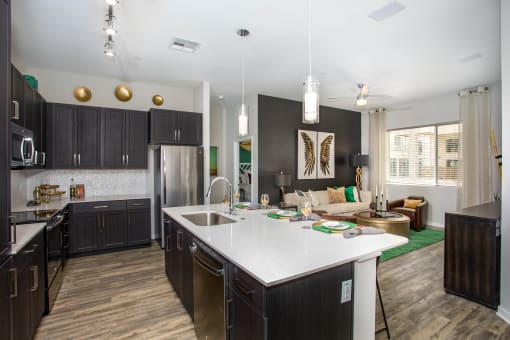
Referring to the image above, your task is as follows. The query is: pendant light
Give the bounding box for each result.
[105,0,119,5]
[237,29,250,137]
[302,0,319,124]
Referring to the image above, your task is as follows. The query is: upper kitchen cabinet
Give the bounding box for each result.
[102,109,148,169]
[149,109,202,145]
[10,65,24,124]
[47,103,101,169]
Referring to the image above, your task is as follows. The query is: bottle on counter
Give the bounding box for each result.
[70,178,76,200]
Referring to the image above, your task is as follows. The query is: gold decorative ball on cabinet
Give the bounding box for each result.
[114,84,133,102]
[73,86,92,102]
[152,95,164,106]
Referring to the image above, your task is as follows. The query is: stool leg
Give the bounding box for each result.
[377,277,391,339]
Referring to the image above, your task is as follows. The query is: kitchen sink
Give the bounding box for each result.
[182,212,236,226]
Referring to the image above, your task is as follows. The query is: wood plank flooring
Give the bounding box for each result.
[34,241,510,340]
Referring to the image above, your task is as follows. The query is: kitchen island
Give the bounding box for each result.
[162,204,407,340]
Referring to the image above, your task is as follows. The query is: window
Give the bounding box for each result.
[387,123,460,185]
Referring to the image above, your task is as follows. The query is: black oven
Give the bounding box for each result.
[46,211,66,313]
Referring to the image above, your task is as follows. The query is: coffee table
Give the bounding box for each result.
[353,211,410,237]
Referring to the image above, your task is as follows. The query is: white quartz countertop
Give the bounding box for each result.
[162,204,408,287]
[11,194,150,213]
[9,223,46,255]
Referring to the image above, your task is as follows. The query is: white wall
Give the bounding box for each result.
[23,66,196,112]
[498,0,510,325]
[209,100,227,203]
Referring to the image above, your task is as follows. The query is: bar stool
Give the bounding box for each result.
[376,257,390,339]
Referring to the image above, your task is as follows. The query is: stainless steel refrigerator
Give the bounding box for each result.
[154,146,204,248]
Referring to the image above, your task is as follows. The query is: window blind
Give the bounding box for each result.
[387,123,459,185]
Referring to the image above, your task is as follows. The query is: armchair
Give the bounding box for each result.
[387,196,428,231]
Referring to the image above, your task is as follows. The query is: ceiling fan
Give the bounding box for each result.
[328,83,390,107]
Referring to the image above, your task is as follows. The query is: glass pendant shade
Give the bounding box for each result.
[238,104,249,136]
[104,37,116,57]
[356,95,367,106]
[104,17,117,35]
[302,75,319,124]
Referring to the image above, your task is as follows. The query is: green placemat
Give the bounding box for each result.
[380,227,444,262]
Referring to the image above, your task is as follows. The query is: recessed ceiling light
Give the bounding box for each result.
[170,38,200,53]
[218,95,224,100]
[458,53,483,63]
[368,1,406,22]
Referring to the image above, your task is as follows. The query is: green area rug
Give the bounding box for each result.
[380,227,444,262]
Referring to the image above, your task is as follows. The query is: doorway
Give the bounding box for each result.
[234,138,253,202]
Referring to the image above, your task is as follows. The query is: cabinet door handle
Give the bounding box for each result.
[174,129,177,140]
[233,278,255,296]
[178,129,181,141]
[126,154,129,166]
[9,268,17,298]
[94,205,109,209]
[78,153,81,166]
[8,216,16,244]
[226,298,233,330]
[166,236,171,252]
[122,154,125,165]
[177,230,183,250]
[29,266,38,291]
[11,100,20,120]
[73,153,77,166]
[128,215,131,225]
[42,152,46,166]
[131,203,144,206]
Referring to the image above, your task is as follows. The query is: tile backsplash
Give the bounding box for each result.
[12,169,149,202]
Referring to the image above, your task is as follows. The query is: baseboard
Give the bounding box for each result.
[497,306,510,325]
[426,222,444,230]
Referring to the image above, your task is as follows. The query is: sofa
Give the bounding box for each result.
[283,189,372,215]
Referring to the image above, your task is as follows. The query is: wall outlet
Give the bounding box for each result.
[341,279,352,303]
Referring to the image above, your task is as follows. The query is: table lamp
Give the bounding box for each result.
[351,154,369,190]
[273,172,291,203]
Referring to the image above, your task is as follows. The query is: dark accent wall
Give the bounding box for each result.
[258,95,361,203]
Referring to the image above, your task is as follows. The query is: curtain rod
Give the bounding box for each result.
[458,85,489,96]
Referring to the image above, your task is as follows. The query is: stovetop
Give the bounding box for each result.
[11,209,58,225]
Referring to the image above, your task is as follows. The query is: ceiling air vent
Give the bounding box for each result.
[368,1,406,22]
[170,38,200,53]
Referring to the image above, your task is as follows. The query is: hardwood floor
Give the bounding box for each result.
[34,241,510,340]
[376,241,510,340]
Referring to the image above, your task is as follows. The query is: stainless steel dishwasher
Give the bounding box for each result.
[190,240,228,340]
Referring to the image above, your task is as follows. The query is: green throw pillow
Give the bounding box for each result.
[345,186,356,202]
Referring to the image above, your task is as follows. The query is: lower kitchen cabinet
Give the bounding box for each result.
[11,230,46,340]
[70,199,151,255]
[163,215,193,318]
[0,258,12,340]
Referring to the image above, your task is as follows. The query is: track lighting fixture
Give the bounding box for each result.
[104,6,117,35]
[105,0,119,5]
[104,35,116,57]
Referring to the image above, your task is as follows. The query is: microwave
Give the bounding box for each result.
[11,122,35,167]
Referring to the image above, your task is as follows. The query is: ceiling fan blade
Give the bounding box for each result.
[361,85,369,96]
[367,94,391,99]
[327,96,356,100]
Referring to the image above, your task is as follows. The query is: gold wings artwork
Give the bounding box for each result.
[300,132,315,176]
[320,135,333,175]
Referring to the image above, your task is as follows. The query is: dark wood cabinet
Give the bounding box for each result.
[163,215,194,318]
[102,109,148,169]
[70,199,151,255]
[22,80,33,131]
[70,212,101,254]
[10,65,24,124]
[0,0,11,261]
[11,230,46,340]
[230,289,267,340]
[444,201,501,309]
[127,199,151,245]
[150,109,202,145]
[0,258,12,340]
[102,210,127,249]
[47,103,101,169]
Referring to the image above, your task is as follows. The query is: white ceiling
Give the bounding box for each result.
[11,0,501,110]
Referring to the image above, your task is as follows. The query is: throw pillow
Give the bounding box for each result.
[327,187,347,203]
[308,190,320,207]
[353,187,361,202]
[404,198,422,209]
[345,186,356,202]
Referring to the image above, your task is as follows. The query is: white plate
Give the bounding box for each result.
[322,221,350,230]
[276,210,297,217]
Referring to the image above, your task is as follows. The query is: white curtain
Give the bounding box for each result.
[368,108,387,200]
[457,87,492,209]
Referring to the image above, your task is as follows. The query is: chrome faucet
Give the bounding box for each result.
[206,177,235,215]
